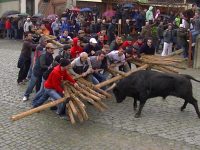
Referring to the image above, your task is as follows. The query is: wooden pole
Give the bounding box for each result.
[77,81,106,99]
[77,82,102,101]
[69,100,78,116]
[77,78,112,98]
[95,64,149,88]
[11,97,67,121]
[107,68,126,77]
[67,104,76,124]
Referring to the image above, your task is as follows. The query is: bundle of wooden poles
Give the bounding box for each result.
[63,78,111,124]
[129,52,186,74]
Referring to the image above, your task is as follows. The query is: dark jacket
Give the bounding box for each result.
[157,25,164,39]
[110,40,122,51]
[163,29,174,43]
[139,44,155,55]
[20,39,37,60]
[83,43,101,56]
[124,23,131,35]
[33,51,53,77]
[177,28,188,47]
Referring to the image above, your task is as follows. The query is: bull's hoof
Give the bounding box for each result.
[133,107,137,111]
[134,113,141,118]
[180,107,185,111]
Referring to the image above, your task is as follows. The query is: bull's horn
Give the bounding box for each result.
[105,83,117,92]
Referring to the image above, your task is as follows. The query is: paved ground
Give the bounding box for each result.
[1,39,200,150]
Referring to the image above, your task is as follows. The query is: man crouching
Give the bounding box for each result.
[32,58,79,116]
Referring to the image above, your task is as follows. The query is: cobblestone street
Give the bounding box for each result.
[1,39,200,150]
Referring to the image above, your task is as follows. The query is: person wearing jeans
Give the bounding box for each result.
[89,51,108,87]
[161,24,174,56]
[17,33,37,84]
[22,43,55,101]
[32,58,79,116]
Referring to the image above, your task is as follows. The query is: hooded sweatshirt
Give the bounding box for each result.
[146,6,154,21]
[44,65,76,93]
[70,37,83,59]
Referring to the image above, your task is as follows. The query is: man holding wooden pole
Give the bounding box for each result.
[32,58,79,116]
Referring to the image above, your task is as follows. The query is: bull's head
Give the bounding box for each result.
[106,83,126,103]
[113,86,126,103]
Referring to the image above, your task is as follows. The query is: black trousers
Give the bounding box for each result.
[17,59,31,83]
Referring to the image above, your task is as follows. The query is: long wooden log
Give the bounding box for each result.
[107,68,126,77]
[70,84,95,103]
[65,84,88,122]
[141,59,177,66]
[152,65,175,74]
[95,64,149,89]
[71,92,86,109]
[70,85,105,111]
[92,101,106,112]
[77,81,106,100]
[73,105,84,123]
[67,82,105,111]
[141,55,185,64]
[67,104,76,124]
[44,35,64,48]
[159,65,179,73]
[77,78,112,98]
[77,82,102,101]
[69,100,78,116]
[11,97,67,121]
[72,98,88,121]
[97,100,109,110]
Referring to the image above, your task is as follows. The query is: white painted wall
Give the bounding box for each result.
[0,1,20,17]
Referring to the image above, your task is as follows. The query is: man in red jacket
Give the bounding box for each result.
[5,18,11,39]
[70,37,83,59]
[32,58,79,115]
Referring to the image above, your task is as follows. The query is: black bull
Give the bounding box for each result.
[113,70,200,118]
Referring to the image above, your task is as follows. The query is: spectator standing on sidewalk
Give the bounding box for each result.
[51,18,60,37]
[161,24,174,56]
[17,33,37,84]
[5,18,11,39]
[23,18,32,35]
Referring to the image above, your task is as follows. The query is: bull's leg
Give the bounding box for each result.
[181,101,188,111]
[135,101,146,118]
[133,99,137,111]
[189,97,200,118]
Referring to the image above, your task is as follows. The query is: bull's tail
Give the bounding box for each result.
[181,74,200,83]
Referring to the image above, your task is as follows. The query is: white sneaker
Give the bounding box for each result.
[192,43,195,47]
[22,96,28,102]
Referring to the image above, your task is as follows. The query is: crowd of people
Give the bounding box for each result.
[1,3,199,117]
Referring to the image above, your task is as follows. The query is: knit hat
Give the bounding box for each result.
[60,58,71,67]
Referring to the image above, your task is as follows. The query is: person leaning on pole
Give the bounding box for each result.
[32,58,79,116]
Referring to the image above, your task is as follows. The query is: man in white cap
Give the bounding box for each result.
[83,37,101,56]
[24,18,33,33]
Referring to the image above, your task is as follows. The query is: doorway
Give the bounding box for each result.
[26,0,35,15]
